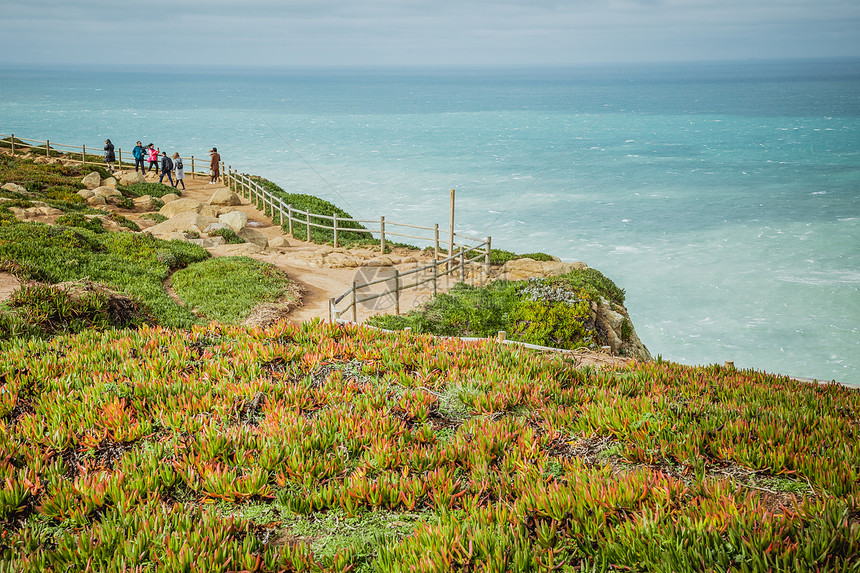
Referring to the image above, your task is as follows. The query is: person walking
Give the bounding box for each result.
[147,144,160,174]
[209,147,221,184]
[132,141,146,173]
[103,139,115,172]
[172,152,186,191]
[159,152,174,187]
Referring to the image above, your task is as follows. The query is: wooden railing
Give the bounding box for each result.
[2,133,493,321]
[0,133,213,179]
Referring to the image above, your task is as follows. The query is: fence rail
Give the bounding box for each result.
[2,133,493,322]
[0,133,212,180]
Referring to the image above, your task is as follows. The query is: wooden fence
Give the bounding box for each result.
[2,133,493,320]
[0,133,212,180]
[221,168,492,322]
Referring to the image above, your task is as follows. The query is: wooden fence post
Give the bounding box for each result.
[485,236,492,276]
[191,156,195,178]
[306,210,312,242]
[46,139,50,158]
[394,269,401,315]
[459,246,465,283]
[9,134,13,155]
[432,262,438,297]
[380,216,386,254]
[118,148,122,167]
[288,205,294,236]
[82,145,86,165]
[333,214,339,248]
[434,223,440,261]
[351,281,358,323]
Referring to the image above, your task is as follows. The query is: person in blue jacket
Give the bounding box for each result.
[132,141,146,173]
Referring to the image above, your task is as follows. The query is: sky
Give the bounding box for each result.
[3,0,860,67]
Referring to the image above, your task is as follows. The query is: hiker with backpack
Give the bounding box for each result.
[159,152,174,187]
[172,152,186,191]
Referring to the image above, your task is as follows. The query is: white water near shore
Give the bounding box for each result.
[2,61,858,384]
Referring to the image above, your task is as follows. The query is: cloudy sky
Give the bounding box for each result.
[4,0,859,67]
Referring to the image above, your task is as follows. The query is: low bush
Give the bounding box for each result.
[209,227,245,244]
[118,181,178,199]
[170,256,296,323]
[489,248,555,265]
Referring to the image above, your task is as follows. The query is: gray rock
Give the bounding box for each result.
[146,211,220,236]
[1,183,27,194]
[81,172,101,189]
[208,188,242,206]
[219,210,248,232]
[238,227,269,248]
[160,193,180,204]
[159,198,204,218]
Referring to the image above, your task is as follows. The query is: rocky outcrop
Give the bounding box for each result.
[593,298,652,362]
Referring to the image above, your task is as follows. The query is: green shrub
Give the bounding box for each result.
[5,282,150,337]
[118,181,177,199]
[107,212,140,231]
[489,249,554,265]
[141,213,168,224]
[210,227,245,244]
[170,256,296,323]
[251,177,373,246]
[56,213,106,234]
[546,267,626,305]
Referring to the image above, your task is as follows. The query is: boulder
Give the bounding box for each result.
[594,298,652,362]
[1,183,27,194]
[81,172,101,189]
[199,204,220,218]
[219,210,248,232]
[326,252,359,268]
[159,198,204,218]
[87,195,107,206]
[203,222,232,234]
[160,193,180,204]
[268,235,290,248]
[208,188,242,206]
[92,186,122,199]
[103,177,118,188]
[238,227,269,249]
[132,195,161,211]
[120,172,146,186]
[215,243,264,256]
[146,211,220,236]
[363,256,394,267]
[77,189,95,200]
[502,258,588,281]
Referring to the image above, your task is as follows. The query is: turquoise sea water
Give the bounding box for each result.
[1,60,858,384]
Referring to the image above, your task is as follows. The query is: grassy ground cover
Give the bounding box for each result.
[367,269,625,350]
[170,257,297,324]
[0,320,857,571]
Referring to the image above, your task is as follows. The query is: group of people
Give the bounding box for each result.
[103,139,222,190]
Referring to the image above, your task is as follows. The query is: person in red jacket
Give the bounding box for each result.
[147,144,160,174]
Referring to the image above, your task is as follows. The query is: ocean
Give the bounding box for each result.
[1,60,858,384]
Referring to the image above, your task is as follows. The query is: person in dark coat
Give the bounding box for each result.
[159,152,174,186]
[104,139,116,172]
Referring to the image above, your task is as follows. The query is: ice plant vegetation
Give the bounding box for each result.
[0,320,858,571]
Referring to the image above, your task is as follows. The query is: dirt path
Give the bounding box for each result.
[135,171,440,324]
